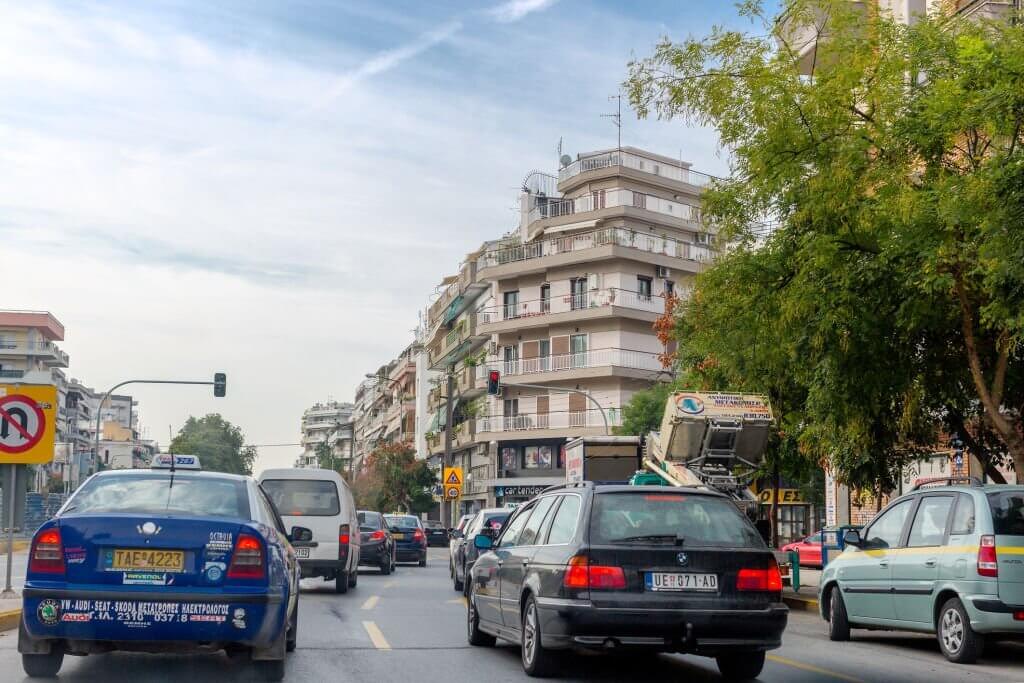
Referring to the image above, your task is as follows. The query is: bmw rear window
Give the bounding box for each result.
[988,492,1024,536]
[591,492,765,548]
[262,479,340,516]
[358,511,383,531]
[68,474,248,519]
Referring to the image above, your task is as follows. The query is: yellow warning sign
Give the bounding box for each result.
[442,467,463,500]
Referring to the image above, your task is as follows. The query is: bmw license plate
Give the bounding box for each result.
[294,547,310,559]
[645,572,717,592]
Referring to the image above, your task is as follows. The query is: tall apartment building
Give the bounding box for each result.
[297,401,354,469]
[351,342,421,473]
[423,147,715,519]
[0,310,69,386]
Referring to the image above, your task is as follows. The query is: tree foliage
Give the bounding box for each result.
[169,414,256,475]
[626,0,1024,487]
[615,382,675,437]
[353,442,436,514]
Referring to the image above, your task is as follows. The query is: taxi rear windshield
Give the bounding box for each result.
[68,474,248,519]
[591,492,765,548]
[385,515,420,529]
[988,492,1024,536]
[262,479,340,516]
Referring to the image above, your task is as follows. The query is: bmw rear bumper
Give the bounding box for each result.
[359,541,389,566]
[535,598,788,655]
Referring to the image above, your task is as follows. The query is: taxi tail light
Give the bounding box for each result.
[737,563,783,592]
[978,535,998,578]
[370,530,386,542]
[413,528,425,545]
[562,555,626,590]
[227,533,265,579]
[30,528,65,575]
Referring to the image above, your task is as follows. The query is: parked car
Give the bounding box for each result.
[449,514,476,577]
[468,483,788,679]
[424,519,449,547]
[781,531,824,567]
[357,511,396,575]
[384,514,427,566]
[259,468,360,593]
[819,478,1024,663]
[19,456,302,681]
[453,508,510,595]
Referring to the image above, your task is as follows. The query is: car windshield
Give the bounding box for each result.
[988,492,1024,536]
[478,513,509,533]
[68,474,248,519]
[591,492,765,548]
[261,479,340,516]
[358,511,383,531]
[385,515,420,528]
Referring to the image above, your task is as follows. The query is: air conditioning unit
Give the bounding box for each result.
[656,266,671,279]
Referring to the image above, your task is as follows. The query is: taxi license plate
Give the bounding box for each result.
[645,572,717,592]
[107,549,185,572]
[392,533,405,540]
[295,547,310,559]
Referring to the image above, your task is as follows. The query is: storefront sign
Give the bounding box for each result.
[494,485,547,498]
[565,442,584,483]
[756,488,806,505]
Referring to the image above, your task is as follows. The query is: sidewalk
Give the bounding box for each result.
[783,566,821,613]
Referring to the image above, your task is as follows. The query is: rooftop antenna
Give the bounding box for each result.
[602,93,622,151]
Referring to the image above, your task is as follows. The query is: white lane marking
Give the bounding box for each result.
[363,621,391,650]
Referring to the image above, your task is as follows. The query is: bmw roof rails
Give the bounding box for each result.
[909,476,984,492]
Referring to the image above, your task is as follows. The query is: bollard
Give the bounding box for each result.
[788,550,800,592]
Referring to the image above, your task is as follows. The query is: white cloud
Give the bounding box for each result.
[486,0,558,23]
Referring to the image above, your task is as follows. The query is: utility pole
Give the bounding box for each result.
[442,366,455,528]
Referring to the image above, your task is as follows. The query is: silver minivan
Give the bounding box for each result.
[819,478,1024,662]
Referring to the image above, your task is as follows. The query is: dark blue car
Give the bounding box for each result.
[384,514,427,566]
[18,456,303,681]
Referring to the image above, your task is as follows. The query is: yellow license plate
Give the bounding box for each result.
[109,549,185,572]
[392,533,405,540]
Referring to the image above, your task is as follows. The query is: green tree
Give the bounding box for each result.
[169,414,255,475]
[357,442,436,514]
[626,0,1024,485]
[615,382,675,437]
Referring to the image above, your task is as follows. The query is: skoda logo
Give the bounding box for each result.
[138,522,160,536]
[676,552,688,566]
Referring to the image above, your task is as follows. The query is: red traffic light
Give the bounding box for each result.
[487,370,501,395]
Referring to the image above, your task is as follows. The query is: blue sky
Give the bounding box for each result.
[1,0,780,469]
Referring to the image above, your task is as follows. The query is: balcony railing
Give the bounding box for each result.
[476,408,622,434]
[478,288,665,325]
[478,348,662,378]
[558,150,715,187]
[0,369,25,378]
[477,226,713,271]
[528,188,702,227]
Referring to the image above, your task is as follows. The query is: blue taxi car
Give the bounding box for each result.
[19,455,305,681]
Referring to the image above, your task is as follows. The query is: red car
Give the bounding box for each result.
[780,531,823,567]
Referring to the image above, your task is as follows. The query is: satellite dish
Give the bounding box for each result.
[560,154,573,168]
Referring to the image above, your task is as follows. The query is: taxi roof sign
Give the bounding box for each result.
[151,454,201,470]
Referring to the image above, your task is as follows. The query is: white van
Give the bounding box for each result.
[259,468,360,593]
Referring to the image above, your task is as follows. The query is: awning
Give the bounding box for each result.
[540,219,599,236]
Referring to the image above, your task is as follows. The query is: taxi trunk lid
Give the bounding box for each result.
[58,514,250,588]
[988,490,1024,605]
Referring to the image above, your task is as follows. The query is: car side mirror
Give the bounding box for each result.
[290,526,313,544]
[474,534,493,550]
[843,529,862,547]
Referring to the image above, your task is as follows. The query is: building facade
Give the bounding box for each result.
[296,401,354,469]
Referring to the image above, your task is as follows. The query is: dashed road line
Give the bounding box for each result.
[361,595,379,610]
[362,621,391,651]
[766,654,865,683]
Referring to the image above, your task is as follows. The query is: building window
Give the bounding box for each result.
[503,345,519,374]
[570,278,587,310]
[503,290,519,320]
[501,446,519,471]
[539,339,551,371]
[540,284,551,313]
[664,280,674,297]
[524,445,553,469]
[637,276,653,301]
[570,334,587,368]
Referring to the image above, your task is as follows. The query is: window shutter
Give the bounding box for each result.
[551,335,570,355]
[568,393,586,412]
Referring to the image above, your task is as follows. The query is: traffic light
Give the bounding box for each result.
[487,370,501,396]
[213,372,227,397]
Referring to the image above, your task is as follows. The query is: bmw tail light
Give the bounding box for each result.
[30,528,65,575]
[737,564,783,592]
[413,528,425,545]
[370,530,386,542]
[564,555,589,589]
[227,533,265,579]
[562,555,625,590]
[978,535,998,578]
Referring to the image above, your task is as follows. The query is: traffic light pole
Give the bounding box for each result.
[442,367,455,527]
[93,377,224,470]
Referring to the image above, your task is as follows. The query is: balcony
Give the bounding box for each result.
[478,288,666,333]
[558,149,715,189]
[953,0,1013,20]
[527,188,703,237]
[477,227,713,275]
[0,341,70,367]
[0,369,24,379]
[429,313,486,370]
[427,420,477,454]
[478,348,663,382]
[476,409,622,437]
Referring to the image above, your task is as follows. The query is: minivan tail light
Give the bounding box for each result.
[227,533,265,579]
[339,524,351,563]
[978,535,998,578]
[737,565,783,592]
[30,528,65,575]
[562,555,626,590]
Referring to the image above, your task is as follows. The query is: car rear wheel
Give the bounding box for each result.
[256,659,285,682]
[938,597,984,663]
[467,584,496,647]
[380,554,392,575]
[828,585,851,642]
[521,596,559,678]
[335,571,349,594]
[22,651,64,678]
[716,651,765,681]
[419,554,427,567]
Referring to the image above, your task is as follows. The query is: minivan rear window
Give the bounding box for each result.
[988,492,1024,536]
[262,479,340,516]
[68,474,248,519]
[591,492,765,548]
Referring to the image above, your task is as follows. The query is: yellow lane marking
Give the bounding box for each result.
[767,654,864,683]
[361,596,379,610]
[362,621,391,650]
[383,581,396,588]
[446,598,468,606]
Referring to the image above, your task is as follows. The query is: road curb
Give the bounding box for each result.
[783,593,819,612]
[0,609,22,632]
[0,540,29,553]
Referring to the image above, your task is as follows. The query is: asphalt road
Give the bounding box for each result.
[1,547,1024,682]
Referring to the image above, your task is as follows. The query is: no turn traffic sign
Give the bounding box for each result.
[0,385,57,464]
